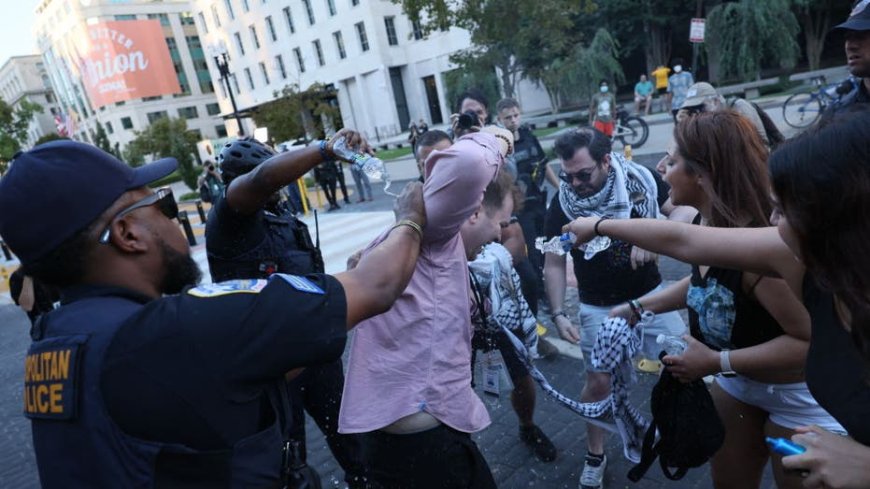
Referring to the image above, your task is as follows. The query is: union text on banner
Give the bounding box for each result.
[78,20,180,109]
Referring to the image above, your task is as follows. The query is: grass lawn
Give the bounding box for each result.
[376,146,413,161]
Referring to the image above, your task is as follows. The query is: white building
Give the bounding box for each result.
[0,55,62,149]
[34,0,225,151]
[191,0,550,143]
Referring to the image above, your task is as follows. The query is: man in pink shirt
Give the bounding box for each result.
[339,127,511,488]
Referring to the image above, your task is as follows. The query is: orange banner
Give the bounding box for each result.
[78,20,180,109]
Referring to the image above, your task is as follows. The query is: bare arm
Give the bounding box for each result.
[544,251,579,343]
[334,182,425,330]
[564,217,804,287]
[610,276,690,322]
[500,221,527,263]
[227,128,370,215]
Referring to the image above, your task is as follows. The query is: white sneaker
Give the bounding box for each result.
[579,454,607,489]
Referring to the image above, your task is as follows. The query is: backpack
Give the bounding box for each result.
[199,182,212,203]
[728,98,785,149]
[627,355,725,482]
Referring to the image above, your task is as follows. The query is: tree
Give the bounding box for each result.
[34,133,67,146]
[93,121,113,155]
[706,0,800,81]
[125,117,200,190]
[0,98,43,171]
[442,61,501,115]
[792,0,851,71]
[252,82,341,143]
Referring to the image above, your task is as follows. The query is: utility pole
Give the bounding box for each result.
[213,52,245,136]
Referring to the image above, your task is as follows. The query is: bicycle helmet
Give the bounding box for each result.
[217,137,276,182]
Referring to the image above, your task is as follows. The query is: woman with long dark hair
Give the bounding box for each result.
[611,111,841,489]
[565,108,870,489]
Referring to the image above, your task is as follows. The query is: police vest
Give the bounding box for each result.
[209,205,324,282]
[26,287,285,488]
[513,128,547,203]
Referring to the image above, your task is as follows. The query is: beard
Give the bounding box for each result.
[159,239,202,294]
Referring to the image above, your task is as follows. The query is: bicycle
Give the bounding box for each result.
[611,107,649,148]
[782,76,854,128]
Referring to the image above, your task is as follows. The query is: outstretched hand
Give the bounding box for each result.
[562,216,602,247]
[326,128,374,159]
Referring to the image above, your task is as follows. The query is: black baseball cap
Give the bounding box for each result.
[0,140,177,265]
[833,0,870,32]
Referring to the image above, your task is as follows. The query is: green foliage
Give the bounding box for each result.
[0,98,43,171]
[148,170,183,189]
[376,146,413,161]
[706,0,800,81]
[34,133,67,146]
[442,65,501,115]
[252,82,341,142]
[125,117,200,190]
[791,0,851,71]
[93,121,113,156]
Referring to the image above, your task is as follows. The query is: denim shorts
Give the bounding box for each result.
[578,285,686,372]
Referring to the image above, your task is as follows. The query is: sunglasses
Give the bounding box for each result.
[559,168,597,184]
[98,188,179,244]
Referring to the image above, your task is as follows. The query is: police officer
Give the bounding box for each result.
[0,139,425,488]
[205,134,363,486]
[823,1,870,119]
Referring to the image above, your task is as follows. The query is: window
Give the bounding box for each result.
[224,0,235,20]
[178,106,199,119]
[197,12,208,33]
[216,125,228,138]
[276,55,287,79]
[333,31,346,59]
[180,12,195,25]
[189,128,202,139]
[293,47,305,73]
[241,0,250,12]
[411,19,423,40]
[259,62,270,85]
[230,73,240,94]
[244,67,255,90]
[147,111,169,124]
[384,16,398,46]
[312,40,324,66]
[115,14,136,21]
[234,32,245,56]
[265,16,277,41]
[249,25,260,49]
[355,22,369,52]
[326,0,336,16]
[143,95,162,102]
[147,13,170,26]
[302,0,315,25]
[105,121,114,134]
[206,103,221,116]
[115,101,126,107]
[351,0,359,5]
[211,5,221,27]
[283,7,295,34]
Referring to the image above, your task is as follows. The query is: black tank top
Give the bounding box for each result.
[803,275,870,444]
[686,217,783,350]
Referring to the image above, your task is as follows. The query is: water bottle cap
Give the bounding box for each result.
[656,334,667,344]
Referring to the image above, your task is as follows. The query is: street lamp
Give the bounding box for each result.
[213,52,245,136]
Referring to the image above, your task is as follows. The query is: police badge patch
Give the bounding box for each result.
[187,279,269,297]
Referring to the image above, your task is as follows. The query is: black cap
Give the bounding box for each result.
[834,0,870,32]
[0,140,177,265]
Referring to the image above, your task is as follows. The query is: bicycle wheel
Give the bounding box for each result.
[617,116,649,148]
[782,92,823,128]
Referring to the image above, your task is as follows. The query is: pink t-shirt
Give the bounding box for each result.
[338,132,503,434]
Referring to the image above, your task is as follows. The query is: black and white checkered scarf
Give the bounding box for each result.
[558,152,660,220]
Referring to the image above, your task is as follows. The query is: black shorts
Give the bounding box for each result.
[656,87,667,96]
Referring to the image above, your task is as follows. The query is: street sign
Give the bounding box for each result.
[690,18,705,43]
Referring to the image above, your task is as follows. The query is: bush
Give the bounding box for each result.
[148,170,183,189]
[179,191,200,202]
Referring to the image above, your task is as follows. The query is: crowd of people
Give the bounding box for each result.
[2,3,870,489]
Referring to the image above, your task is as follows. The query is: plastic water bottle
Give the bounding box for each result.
[535,232,577,255]
[534,232,611,260]
[765,437,806,456]
[330,136,397,196]
[656,334,687,355]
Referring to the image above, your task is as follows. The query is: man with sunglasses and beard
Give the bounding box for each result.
[0,140,426,488]
[543,128,685,489]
